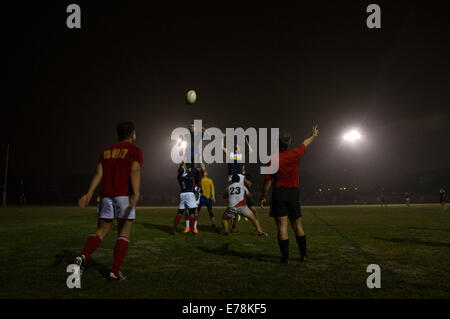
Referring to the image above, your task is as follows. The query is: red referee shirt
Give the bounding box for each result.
[98,141,143,198]
[264,143,306,188]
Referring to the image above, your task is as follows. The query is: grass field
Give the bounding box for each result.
[0,204,449,299]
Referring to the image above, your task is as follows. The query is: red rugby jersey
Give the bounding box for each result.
[264,143,306,189]
[98,141,143,198]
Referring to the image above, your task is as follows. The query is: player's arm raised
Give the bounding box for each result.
[128,161,141,208]
[221,131,230,155]
[202,127,210,139]
[302,124,319,148]
[78,163,103,208]
[211,180,216,203]
[245,136,253,155]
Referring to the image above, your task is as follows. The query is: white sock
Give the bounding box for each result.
[186,219,190,228]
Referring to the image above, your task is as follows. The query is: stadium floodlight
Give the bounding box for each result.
[342,129,362,143]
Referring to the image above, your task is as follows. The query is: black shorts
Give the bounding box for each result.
[270,187,302,219]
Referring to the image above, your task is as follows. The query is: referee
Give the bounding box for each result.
[260,125,318,263]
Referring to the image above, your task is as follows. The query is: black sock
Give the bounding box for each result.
[278,239,289,261]
[295,235,307,259]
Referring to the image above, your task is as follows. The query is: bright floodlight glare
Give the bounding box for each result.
[343,130,362,143]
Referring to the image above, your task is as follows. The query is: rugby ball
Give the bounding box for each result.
[186,90,197,104]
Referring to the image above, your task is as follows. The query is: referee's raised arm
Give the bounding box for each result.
[302,125,319,148]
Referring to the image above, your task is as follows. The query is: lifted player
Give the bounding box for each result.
[171,163,200,234]
[222,132,252,182]
[180,122,206,180]
[76,121,143,280]
[222,174,267,236]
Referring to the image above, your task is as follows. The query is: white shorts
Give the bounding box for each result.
[196,193,201,206]
[224,205,252,219]
[99,196,136,220]
[179,192,197,210]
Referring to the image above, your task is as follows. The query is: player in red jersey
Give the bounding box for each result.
[75,122,143,280]
[260,125,318,263]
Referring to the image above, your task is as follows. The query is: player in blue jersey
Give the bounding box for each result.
[171,163,200,234]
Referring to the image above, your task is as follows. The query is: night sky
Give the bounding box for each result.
[3,1,450,203]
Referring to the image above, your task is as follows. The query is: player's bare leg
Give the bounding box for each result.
[110,218,133,280]
[276,216,289,241]
[290,216,305,237]
[275,216,289,263]
[231,217,237,232]
[290,216,307,261]
[222,214,231,235]
[246,212,267,236]
[193,154,205,183]
[95,218,113,238]
[117,218,133,237]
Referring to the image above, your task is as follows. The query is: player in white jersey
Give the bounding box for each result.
[229,173,245,230]
[222,174,268,236]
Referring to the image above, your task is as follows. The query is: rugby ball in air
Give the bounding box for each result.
[186,90,197,104]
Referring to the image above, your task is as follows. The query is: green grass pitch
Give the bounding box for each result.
[0,204,449,299]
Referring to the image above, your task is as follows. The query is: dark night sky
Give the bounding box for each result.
[3,1,450,201]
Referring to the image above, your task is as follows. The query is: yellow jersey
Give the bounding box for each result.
[201,177,215,199]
